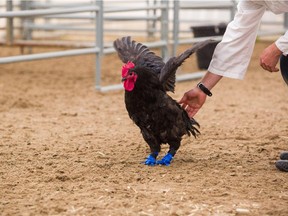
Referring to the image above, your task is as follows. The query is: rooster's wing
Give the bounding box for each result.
[113,36,165,75]
[159,40,214,92]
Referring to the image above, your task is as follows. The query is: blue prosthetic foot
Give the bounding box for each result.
[143,152,158,166]
[156,153,173,166]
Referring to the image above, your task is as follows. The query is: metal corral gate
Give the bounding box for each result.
[2,1,286,91]
[0,0,236,92]
[0,0,170,92]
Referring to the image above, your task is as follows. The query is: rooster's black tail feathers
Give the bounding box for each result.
[187,118,200,138]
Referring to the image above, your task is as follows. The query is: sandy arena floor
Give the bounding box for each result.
[0,40,288,216]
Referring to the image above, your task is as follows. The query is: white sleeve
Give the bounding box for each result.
[275,31,288,56]
[208,0,266,79]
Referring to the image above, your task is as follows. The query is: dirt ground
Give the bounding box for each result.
[0,39,288,216]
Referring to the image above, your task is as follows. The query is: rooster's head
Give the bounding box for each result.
[121,61,138,91]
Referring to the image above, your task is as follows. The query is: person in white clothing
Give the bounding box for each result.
[179,0,288,172]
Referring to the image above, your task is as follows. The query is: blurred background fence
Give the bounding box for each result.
[0,0,287,91]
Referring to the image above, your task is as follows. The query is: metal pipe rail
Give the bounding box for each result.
[24,23,96,31]
[179,1,236,11]
[41,14,160,21]
[0,6,100,18]
[29,1,95,9]
[104,5,168,13]
[24,24,159,33]
[99,71,206,93]
[13,40,96,48]
[0,47,100,64]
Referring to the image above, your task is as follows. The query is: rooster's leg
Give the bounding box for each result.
[141,129,160,166]
[157,140,180,166]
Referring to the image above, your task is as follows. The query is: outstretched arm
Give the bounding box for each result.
[179,72,222,117]
[180,1,267,118]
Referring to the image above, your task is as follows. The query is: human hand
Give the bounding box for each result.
[179,87,207,118]
[260,43,282,72]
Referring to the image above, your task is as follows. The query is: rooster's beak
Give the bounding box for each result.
[121,77,127,82]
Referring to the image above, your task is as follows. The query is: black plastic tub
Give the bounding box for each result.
[191,23,227,69]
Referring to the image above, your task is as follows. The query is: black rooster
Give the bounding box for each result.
[113,36,211,166]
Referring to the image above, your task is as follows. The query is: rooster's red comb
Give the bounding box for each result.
[122,61,135,77]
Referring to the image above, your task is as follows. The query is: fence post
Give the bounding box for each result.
[95,0,104,91]
[6,0,14,45]
[146,0,157,38]
[160,0,169,61]
[20,0,34,53]
[230,0,237,21]
[172,0,179,57]
[284,13,288,29]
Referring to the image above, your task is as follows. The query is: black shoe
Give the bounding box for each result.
[275,160,288,172]
[280,151,288,160]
